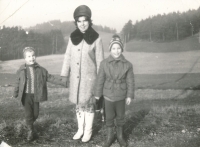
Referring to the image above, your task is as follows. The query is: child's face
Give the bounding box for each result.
[24,51,36,65]
[110,44,122,58]
[77,16,89,33]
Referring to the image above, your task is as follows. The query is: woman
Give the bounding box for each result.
[61,5,104,142]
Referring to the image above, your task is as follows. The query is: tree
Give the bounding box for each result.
[0,26,65,61]
[121,7,200,42]
[122,20,133,42]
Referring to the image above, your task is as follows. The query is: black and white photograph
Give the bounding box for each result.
[0,0,200,146]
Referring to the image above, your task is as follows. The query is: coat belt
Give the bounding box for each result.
[106,78,126,84]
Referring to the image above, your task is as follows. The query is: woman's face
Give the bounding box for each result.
[110,44,122,58]
[77,16,89,33]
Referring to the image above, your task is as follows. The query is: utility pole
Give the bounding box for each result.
[55,34,57,53]
[190,21,194,36]
[0,47,1,60]
[149,31,152,42]
[52,36,54,54]
[176,22,179,40]
[162,32,165,41]
[199,28,200,43]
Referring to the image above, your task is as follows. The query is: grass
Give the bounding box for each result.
[1,86,200,147]
[1,33,200,146]
[125,34,200,53]
[1,51,200,75]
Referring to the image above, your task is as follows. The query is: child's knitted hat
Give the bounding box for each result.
[109,34,124,51]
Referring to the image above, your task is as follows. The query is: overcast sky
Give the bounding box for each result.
[0,0,200,32]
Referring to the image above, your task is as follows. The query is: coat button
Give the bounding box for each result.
[78,49,80,51]
[77,63,79,65]
[77,76,79,78]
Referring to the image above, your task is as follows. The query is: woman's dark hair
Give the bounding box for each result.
[74,16,93,28]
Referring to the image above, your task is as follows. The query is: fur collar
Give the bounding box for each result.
[70,27,99,45]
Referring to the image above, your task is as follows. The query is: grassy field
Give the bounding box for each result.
[125,34,200,53]
[1,86,200,147]
[1,34,200,146]
[1,51,200,90]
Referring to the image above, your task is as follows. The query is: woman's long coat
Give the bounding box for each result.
[61,30,104,105]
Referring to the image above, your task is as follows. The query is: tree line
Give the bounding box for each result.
[28,20,116,35]
[122,7,200,42]
[0,26,65,61]
[0,20,116,61]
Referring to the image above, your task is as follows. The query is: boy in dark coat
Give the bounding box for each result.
[12,47,67,141]
[94,35,135,147]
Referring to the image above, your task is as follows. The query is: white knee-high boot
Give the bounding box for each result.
[73,111,85,140]
[81,112,95,142]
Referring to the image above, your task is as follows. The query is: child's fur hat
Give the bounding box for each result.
[109,34,124,51]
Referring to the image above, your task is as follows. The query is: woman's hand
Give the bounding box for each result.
[95,97,100,105]
[126,97,131,105]
[95,97,100,100]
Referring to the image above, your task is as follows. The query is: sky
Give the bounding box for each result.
[0,0,200,33]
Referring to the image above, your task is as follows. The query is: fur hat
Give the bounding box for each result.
[73,5,92,19]
[109,34,124,51]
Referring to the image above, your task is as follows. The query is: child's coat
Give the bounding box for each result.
[95,54,135,101]
[13,63,65,103]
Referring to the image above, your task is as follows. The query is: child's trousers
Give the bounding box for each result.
[104,99,125,127]
[22,94,39,125]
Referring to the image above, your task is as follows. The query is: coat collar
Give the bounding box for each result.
[107,54,127,63]
[70,27,99,45]
[19,62,40,71]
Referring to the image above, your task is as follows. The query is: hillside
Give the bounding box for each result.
[1,34,200,89]
[126,34,200,52]
[1,50,200,75]
[97,31,114,51]
[1,50,200,90]
[1,33,200,75]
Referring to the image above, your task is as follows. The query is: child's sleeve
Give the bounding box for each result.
[126,64,135,99]
[46,72,68,87]
[13,70,20,98]
[94,61,106,97]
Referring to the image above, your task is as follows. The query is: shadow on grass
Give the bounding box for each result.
[2,87,200,146]
[124,109,150,140]
[179,89,200,105]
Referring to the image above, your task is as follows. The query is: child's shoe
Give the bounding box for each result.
[116,126,127,147]
[103,127,115,147]
[27,125,34,141]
